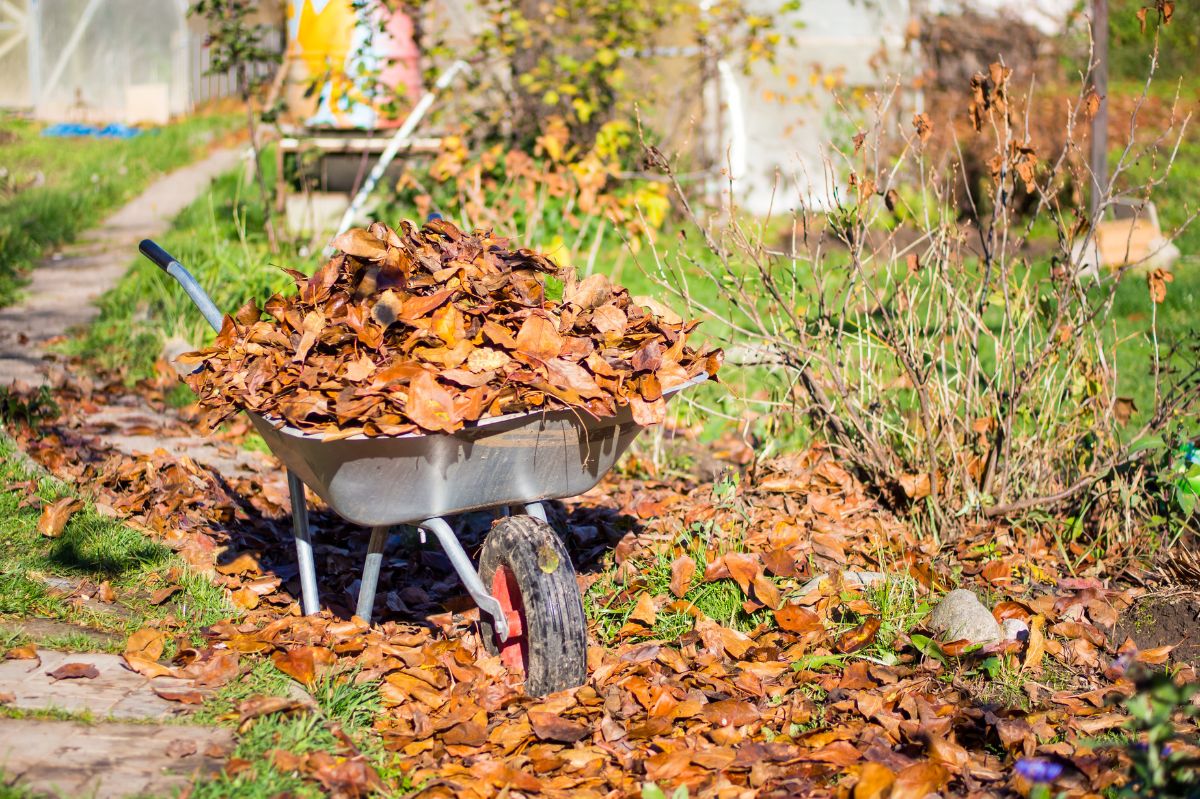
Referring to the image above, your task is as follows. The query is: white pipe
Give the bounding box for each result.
[717,59,747,181]
[326,58,469,254]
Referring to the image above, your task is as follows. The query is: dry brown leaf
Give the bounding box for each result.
[125,628,165,661]
[149,585,182,605]
[5,645,39,661]
[37,497,83,537]
[890,762,950,799]
[515,313,564,361]
[836,618,881,653]
[215,552,262,576]
[1023,615,1046,673]
[854,762,896,799]
[154,686,205,705]
[775,604,823,635]
[405,372,459,434]
[528,710,590,743]
[47,662,99,680]
[628,592,658,627]
[271,646,334,686]
[669,555,695,598]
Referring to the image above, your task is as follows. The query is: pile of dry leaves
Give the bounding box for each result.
[182,219,719,437]
[6,371,1199,798]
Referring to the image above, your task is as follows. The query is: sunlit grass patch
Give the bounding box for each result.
[0,430,233,646]
[0,111,241,307]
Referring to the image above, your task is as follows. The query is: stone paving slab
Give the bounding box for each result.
[0,718,232,799]
[87,404,279,481]
[0,619,121,650]
[0,650,194,720]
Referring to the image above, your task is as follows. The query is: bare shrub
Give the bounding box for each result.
[644,27,1198,546]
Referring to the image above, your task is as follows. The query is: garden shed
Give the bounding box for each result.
[0,0,280,123]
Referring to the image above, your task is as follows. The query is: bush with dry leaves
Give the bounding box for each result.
[646,18,1199,548]
[182,218,720,437]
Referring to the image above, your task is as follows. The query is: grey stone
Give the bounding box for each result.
[1001,618,1030,642]
[0,718,231,799]
[928,589,1004,645]
[0,619,121,649]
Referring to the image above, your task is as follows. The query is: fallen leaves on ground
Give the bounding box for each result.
[36,496,83,537]
[3,373,1192,798]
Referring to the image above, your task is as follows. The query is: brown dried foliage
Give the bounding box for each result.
[183,219,719,437]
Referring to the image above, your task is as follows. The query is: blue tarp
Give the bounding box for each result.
[41,123,142,139]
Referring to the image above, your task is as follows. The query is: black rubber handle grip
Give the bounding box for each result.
[138,239,177,271]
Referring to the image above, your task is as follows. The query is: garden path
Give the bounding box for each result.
[0,146,242,387]
[0,146,249,797]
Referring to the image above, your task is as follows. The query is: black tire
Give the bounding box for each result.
[478,515,588,696]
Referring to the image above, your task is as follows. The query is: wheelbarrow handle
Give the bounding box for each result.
[138,239,225,333]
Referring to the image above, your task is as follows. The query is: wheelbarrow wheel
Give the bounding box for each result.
[478,515,587,696]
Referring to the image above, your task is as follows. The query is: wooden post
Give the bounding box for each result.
[1090,0,1109,217]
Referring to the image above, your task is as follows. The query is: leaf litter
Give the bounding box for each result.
[182,219,719,437]
[2,323,1197,796]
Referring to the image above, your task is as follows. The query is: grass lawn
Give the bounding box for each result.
[0,110,241,306]
[0,428,232,655]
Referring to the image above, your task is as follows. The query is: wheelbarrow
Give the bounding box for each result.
[137,240,705,695]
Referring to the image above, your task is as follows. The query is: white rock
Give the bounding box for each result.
[928,589,1003,645]
[1001,618,1029,642]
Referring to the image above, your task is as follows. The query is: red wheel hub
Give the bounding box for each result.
[490,565,527,673]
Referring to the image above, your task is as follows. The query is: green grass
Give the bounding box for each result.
[67,167,300,379]
[0,774,43,799]
[585,476,776,641]
[0,110,240,306]
[191,663,407,798]
[0,429,234,649]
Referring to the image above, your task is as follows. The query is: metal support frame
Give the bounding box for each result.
[137,241,580,642]
[356,525,389,622]
[279,476,549,637]
[418,516,510,641]
[288,470,321,616]
[38,0,103,107]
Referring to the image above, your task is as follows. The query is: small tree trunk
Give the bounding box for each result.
[240,64,280,253]
[1089,0,1109,217]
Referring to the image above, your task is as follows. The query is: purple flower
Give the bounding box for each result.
[1015,758,1064,783]
[1132,742,1172,756]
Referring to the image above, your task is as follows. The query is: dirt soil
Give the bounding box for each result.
[1113,592,1200,669]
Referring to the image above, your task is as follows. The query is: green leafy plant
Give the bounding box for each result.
[190,0,280,251]
[415,0,796,148]
[1114,668,1200,797]
[0,385,58,428]
[648,18,1200,549]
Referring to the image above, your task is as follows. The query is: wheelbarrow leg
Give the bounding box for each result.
[418,516,510,641]
[505,503,547,523]
[356,525,389,623]
[287,470,320,615]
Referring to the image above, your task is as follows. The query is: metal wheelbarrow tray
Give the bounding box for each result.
[138,239,706,695]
